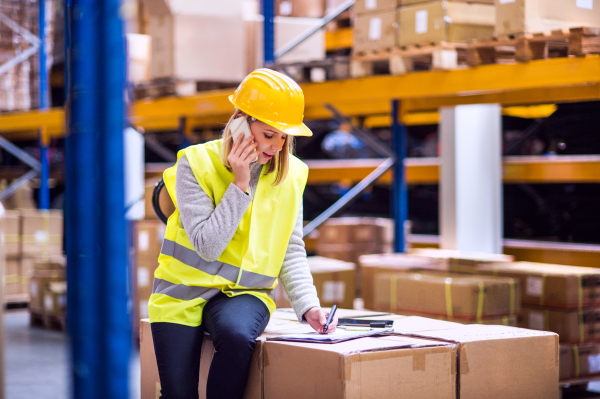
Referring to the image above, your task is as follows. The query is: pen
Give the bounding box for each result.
[323,304,337,333]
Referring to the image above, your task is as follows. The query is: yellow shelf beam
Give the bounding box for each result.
[300,156,600,185]
[325,28,353,51]
[1,56,598,138]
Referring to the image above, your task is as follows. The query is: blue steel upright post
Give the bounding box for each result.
[65,0,131,397]
[38,0,50,210]
[263,0,275,65]
[391,100,408,253]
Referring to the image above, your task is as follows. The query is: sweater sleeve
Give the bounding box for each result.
[176,154,252,262]
[278,202,321,321]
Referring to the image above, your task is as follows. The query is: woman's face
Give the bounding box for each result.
[249,119,287,164]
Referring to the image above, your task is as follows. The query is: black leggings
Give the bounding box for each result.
[151,292,270,399]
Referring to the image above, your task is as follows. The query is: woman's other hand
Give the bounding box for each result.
[304,307,338,334]
[228,133,258,192]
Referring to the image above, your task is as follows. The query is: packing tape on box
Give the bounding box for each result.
[390,274,397,312]
[578,309,585,343]
[43,212,50,259]
[21,235,62,244]
[577,274,583,308]
[539,275,547,306]
[573,345,580,378]
[444,278,453,318]
[476,281,485,324]
[5,233,19,243]
[544,309,550,331]
[5,274,20,284]
[502,316,509,326]
[509,280,516,315]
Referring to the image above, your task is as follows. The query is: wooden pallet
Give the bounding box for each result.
[467,27,600,67]
[273,56,351,83]
[351,42,467,78]
[30,310,66,331]
[5,293,29,308]
[133,78,239,100]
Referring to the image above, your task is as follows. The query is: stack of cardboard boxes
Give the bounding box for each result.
[353,0,495,54]
[132,179,174,337]
[473,262,600,381]
[1,209,64,304]
[273,256,356,310]
[315,217,393,295]
[140,309,560,398]
[29,257,67,326]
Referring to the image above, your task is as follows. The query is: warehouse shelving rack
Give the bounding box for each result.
[1,55,599,254]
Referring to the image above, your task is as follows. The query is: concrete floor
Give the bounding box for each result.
[4,310,140,399]
[3,308,600,399]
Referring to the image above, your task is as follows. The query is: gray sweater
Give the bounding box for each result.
[176,154,320,321]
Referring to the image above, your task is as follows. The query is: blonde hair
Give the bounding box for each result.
[220,111,294,186]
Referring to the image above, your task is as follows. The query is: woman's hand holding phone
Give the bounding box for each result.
[229,133,258,193]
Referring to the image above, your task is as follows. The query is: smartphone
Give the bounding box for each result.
[230,117,258,162]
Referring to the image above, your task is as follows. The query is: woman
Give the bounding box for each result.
[149,69,338,399]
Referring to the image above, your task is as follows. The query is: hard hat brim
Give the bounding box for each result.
[229,95,313,137]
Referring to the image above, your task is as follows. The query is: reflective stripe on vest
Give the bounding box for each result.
[152,278,274,301]
[160,238,278,288]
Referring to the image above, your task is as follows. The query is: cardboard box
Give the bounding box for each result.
[560,343,600,380]
[397,1,495,47]
[135,219,166,267]
[4,259,24,296]
[144,179,175,221]
[401,0,493,4]
[127,33,151,83]
[263,336,457,398]
[29,269,66,313]
[519,306,597,344]
[43,281,67,315]
[359,252,448,310]
[317,217,393,245]
[477,262,600,309]
[407,325,559,399]
[374,271,520,320]
[495,0,600,36]
[409,248,514,273]
[32,255,66,271]
[390,310,519,326]
[276,0,325,17]
[355,0,399,16]
[308,256,356,309]
[3,209,20,258]
[21,209,63,257]
[142,0,247,82]
[353,9,398,54]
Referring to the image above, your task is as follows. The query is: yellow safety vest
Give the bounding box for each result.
[148,139,308,326]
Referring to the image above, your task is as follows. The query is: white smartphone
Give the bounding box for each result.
[230,117,258,162]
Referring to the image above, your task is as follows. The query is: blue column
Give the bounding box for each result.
[65,0,131,397]
[39,0,50,209]
[391,100,408,253]
[263,0,275,65]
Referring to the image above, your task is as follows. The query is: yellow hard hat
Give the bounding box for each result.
[229,69,313,137]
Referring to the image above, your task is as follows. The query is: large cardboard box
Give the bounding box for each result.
[409,248,514,273]
[308,256,356,309]
[560,343,600,380]
[355,0,399,16]
[43,281,67,316]
[390,310,519,326]
[263,336,457,398]
[359,252,448,310]
[21,209,63,257]
[276,0,325,18]
[4,259,24,296]
[135,219,165,267]
[519,306,597,344]
[397,1,495,47]
[477,262,600,308]
[353,9,398,54]
[495,0,600,36]
[407,325,559,399]
[141,0,247,82]
[401,0,493,4]
[29,269,66,312]
[3,210,20,258]
[374,271,520,320]
[317,217,393,245]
